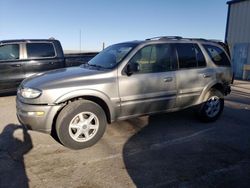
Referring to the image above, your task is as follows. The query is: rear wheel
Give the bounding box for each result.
[56,100,107,149]
[198,89,224,122]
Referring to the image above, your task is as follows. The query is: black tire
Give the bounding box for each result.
[197,89,224,122]
[56,100,107,150]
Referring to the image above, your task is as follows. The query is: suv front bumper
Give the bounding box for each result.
[16,98,62,133]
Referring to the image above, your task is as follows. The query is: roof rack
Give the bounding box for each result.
[185,38,223,43]
[146,36,183,40]
[145,36,223,43]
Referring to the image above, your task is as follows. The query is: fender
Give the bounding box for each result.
[196,80,224,105]
[54,89,118,121]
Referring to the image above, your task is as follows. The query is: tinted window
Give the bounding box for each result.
[194,44,206,67]
[176,43,197,69]
[27,43,55,58]
[203,44,230,66]
[129,44,177,74]
[0,44,20,61]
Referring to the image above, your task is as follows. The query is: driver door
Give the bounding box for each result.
[118,43,177,118]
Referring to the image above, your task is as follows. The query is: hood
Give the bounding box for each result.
[18,66,117,105]
[22,67,105,89]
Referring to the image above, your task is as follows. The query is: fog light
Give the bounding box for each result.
[27,112,35,116]
[36,111,45,116]
[27,111,45,116]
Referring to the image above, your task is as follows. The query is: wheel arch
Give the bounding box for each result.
[50,89,116,136]
[197,82,225,105]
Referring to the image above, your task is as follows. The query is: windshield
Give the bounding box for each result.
[86,43,137,69]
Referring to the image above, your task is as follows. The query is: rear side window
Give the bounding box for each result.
[176,43,206,69]
[27,43,55,58]
[0,44,20,61]
[176,43,197,69]
[203,44,230,66]
[194,44,206,67]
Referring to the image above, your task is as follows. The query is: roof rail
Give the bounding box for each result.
[146,36,183,40]
[184,38,223,43]
[145,36,223,43]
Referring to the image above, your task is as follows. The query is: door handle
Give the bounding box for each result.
[163,77,173,82]
[49,62,55,65]
[202,73,212,78]
[11,64,22,67]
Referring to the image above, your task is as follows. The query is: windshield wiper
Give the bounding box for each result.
[87,63,111,69]
[88,64,104,68]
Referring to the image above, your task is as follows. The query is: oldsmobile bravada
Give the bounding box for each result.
[16,36,232,149]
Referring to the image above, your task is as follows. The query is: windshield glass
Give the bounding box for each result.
[86,43,138,69]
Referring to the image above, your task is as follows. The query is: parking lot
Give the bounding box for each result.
[0,80,250,188]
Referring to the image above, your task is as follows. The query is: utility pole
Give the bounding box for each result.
[79,29,81,53]
[102,42,105,50]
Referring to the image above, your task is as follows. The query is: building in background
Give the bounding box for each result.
[226,0,250,79]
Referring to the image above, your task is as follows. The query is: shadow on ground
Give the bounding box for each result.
[123,106,250,188]
[0,124,33,188]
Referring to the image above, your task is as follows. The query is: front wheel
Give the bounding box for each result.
[56,100,107,150]
[197,89,224,122]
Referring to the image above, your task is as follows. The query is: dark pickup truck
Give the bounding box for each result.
[0,39,98,93]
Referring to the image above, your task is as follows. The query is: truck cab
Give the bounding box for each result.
[0,39,65,93]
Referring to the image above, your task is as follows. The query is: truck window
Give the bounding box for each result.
[129,44,177,74]
[203,44,230,66]
[27,43,55,58]
[0,44,20,61]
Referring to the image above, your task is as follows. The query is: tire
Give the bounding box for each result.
[197,89,224,122]
[56,100,107,150]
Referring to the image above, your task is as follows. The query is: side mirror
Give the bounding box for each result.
[125,63,140,76]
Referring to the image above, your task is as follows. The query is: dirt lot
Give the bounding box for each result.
[0,80,250,188]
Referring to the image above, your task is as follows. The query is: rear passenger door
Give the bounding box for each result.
[118,43,177,118]
[175,43,213,108]
[0,43,26,91]
[24,42,64,78]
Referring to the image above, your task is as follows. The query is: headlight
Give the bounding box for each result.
[19,88,42,99]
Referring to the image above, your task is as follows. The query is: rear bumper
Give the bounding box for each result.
[16,99,62,133]
[224,84,231,95]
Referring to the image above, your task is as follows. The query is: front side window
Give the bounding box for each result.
[129,44,177,74]
[203,44,230,66]
[27,43,55,58]
[0,44,20,61]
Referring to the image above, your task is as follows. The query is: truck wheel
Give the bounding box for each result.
[198,89,224,122]
[56,100,107,149]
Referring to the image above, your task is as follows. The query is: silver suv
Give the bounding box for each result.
[16,36,232,149]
